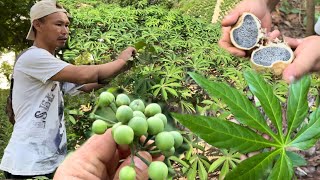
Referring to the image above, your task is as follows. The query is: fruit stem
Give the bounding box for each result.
[110,102,118,114]
[143,142,155,150]
[148,149,161,154]
[142,135,154,147]
[135,153,150,166]
[129,143,135,167]
[93,114,116,125]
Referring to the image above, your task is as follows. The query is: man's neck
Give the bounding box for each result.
[33,40,56,55]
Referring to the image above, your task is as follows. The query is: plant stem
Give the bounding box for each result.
[136,153,150,166]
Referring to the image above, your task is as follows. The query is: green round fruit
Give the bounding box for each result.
[154,113,167,127]
[98,92,115,107]
[129,99,145,112]
[162,147,175,157]
[144,103,162,117]
[116,94,131,107]
[128,117,148,136]
[116,105,133,123]
[113,125,134,145]
[155,132,174,151]
[112,122,122,136]
[92,119,109,134]
[119,166,136,180]
[170,131,183,148]
[133,111,146,119]
[148,161,168,180]
[147,117,164,135]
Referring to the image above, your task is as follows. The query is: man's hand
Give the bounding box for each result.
[54,129,152,180]
[282,36,320,83]
[219,0,280,57]
[118,47,136,62]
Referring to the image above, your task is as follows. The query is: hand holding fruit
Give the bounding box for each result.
[118,47,137,62]
[53,129,152,180]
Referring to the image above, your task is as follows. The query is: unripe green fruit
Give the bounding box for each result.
[99,92,115,107]
[116,94,131,107]
[162,147,175,157]
[92,119,109,134]
[133,111,146,119]
[155,132,174,151]
[144,103,161,117]
[112,122,122,136]
[119,166,136,180]
[116,105,133,123]
[154,113,167,127]
[129,99,145,112]
[170,131,183,148]
[113,125,134,145]
[128,117,148,136]
[148,161,168,180]
[147,117,164,135]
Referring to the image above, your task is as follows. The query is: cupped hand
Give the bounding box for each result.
[282,36,320,83]
[219,0,278,57]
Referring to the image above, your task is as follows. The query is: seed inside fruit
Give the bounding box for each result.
[252,46,292,66]
[232,14,259,49]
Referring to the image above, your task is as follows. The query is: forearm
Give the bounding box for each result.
[80,83,104,93]
[264,0,280,11]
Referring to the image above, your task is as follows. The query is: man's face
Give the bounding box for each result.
[37,12,70,48]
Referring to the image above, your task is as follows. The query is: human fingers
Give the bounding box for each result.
[221,11,241,27]
[266,29,281,41]
[218,27,246,57]
[54,129,117,179]
[113,151,152,180]
[283,36,303,49]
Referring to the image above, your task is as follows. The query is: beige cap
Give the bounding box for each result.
[26,0,68,40]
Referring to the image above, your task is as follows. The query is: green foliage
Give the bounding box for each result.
[58,1,237,114]
[0,0,35,52]
[176,0,217,23]
[0,89,13,179]
[0,61,13,83]
[173,71,319,179]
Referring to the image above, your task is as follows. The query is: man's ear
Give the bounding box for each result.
[33,20,42,32]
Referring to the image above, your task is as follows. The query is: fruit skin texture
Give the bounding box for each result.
[155,132,175,151]
[113,125,134,145]
[148,161,168,180]
[129,99,145,112]
[162,147,175,157]
[154,113,167,127]
[128,117,148,136]
[119,166,136,180]
[116,105,133,123]
[170,131,183,148]
[116,93,131,106]
[92,119,109,134]
[145,103,162,117]
[147,117,164,135]
[133,111,146,119]
[99,92,115,107]
[112,122,122,136]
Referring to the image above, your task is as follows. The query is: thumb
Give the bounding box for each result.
[282,55,309,83]
[113,151,152,180]
[284,36,303,49]
[221,11,241,27]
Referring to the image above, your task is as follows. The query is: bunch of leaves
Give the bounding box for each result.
[173,70,320,179]
[58,1,238,113]
[176,0,217,23]
[0,61,13,83]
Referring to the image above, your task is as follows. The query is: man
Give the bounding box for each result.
[219,0,320,83]
[0,0,136,178]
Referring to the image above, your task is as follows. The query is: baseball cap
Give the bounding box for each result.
[26,0,68,40]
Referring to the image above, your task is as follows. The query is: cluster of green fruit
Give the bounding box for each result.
[90,91,184,180]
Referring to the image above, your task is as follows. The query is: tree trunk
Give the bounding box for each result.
[306,0,315,36]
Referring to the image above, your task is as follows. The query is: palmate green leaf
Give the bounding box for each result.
[209,157,226,172]
[286,151,307,167]
[198,160,208,180]
[172,113,277,153]
[187,160,197,180]
[289,108,320,149]
[188,72,279,142]
[219,160,229,180]
[225,149,280,180]
[267,150,293,180]
[286,75,310,141]
[244,71,283,138]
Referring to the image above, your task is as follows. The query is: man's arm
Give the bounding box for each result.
[79,83,104,93]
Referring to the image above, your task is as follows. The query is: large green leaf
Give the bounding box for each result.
[289,108,320,149]
[286,151,307,167]
[244,71,283,138]
[172,113,277,153]
[225,150,280,180]
[188,72,278,142]
[286,75,310,141]
[267,150,293,180]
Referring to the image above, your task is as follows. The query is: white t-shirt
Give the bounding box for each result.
[0,46,82,175]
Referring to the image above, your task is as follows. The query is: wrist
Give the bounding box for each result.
[264,0,280,11]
